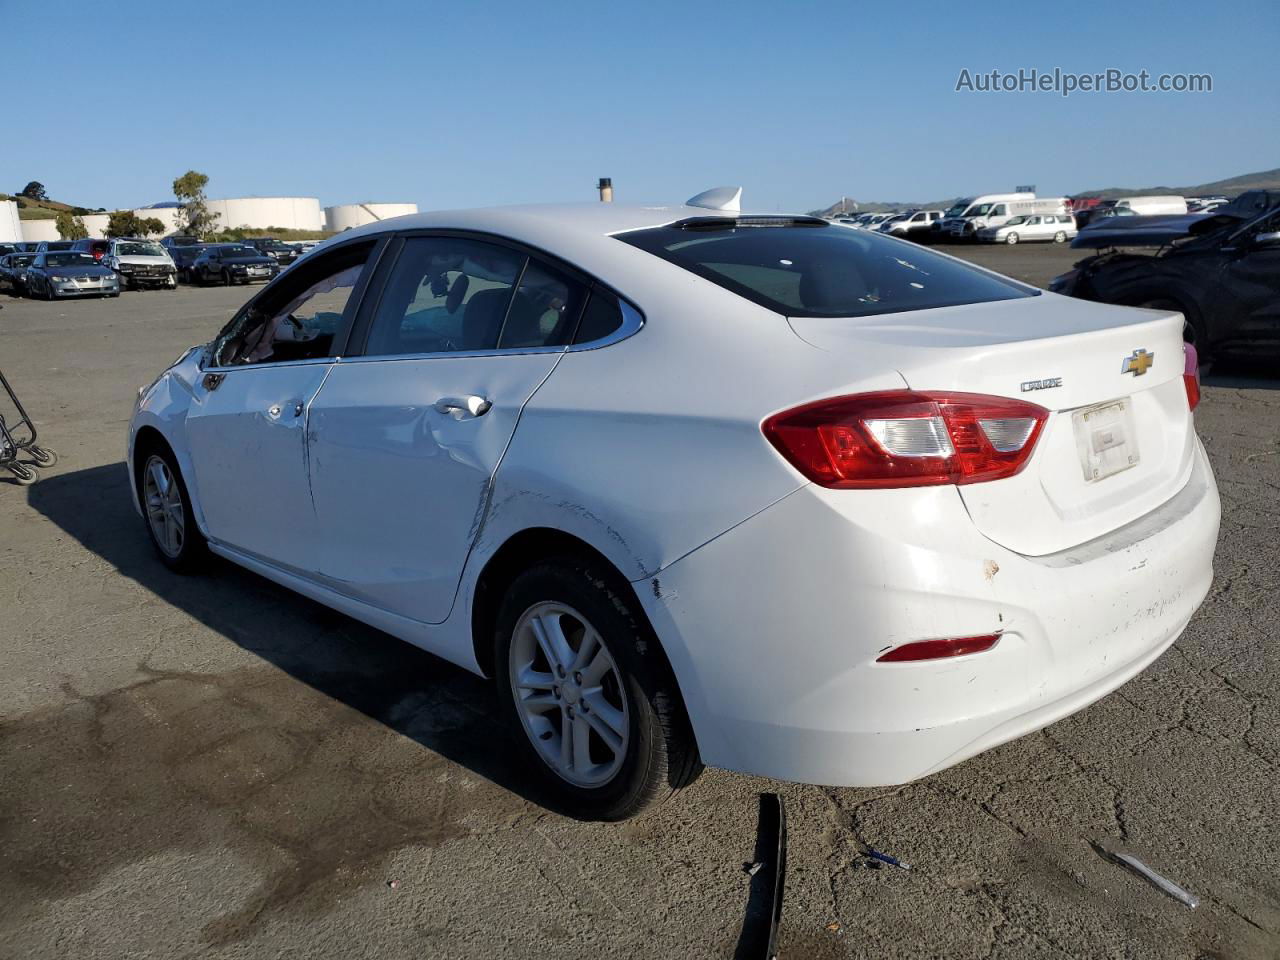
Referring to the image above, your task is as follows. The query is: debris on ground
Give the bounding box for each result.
[733,793,787,960]
[825,922,841,933]
[387,879,400,889]
[865,847,912,871]
[1091,842,1199,909]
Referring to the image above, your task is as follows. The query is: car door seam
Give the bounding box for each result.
[303,362,338,522]
[441,348,570,622]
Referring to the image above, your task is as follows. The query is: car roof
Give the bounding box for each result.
[309,201,804,294]
[331,202,771,246]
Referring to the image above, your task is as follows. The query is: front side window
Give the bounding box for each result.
[211,241,374,366]
[364,237,526,356]
[990,205,1007,217]
[618,219,1036,319]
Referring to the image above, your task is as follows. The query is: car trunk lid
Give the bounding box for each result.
[788,294,1195,556]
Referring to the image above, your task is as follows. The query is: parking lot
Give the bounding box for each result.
[1,243,1277,959]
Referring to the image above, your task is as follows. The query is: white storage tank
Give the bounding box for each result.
[324,202,419,232]
[20,219,60,243]
[0,200,21,243]
[206,197,324,232]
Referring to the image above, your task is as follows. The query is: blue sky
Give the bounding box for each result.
[2,0,1276,212]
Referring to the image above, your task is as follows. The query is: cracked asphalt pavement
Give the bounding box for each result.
[1,245,1277,959]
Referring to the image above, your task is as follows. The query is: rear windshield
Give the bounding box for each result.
[618,219,1036,318]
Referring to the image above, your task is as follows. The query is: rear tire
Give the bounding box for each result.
[1053,231,1067,243]
[494,557,701,821]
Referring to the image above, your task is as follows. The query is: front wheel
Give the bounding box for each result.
[494,558,701,820]
[1005,232,1020,244]
[139,448,207,572]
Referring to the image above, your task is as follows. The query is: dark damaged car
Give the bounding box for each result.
[1051,204,1280,362]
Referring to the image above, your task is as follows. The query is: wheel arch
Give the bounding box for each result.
[469,525,704,772]
[470,527,649,680]
[130,425,176,509]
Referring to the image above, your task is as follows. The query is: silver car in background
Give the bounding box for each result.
[978,214,1077,244]
[24,251,121,299]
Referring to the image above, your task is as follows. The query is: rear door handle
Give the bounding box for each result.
[434,395,492,419]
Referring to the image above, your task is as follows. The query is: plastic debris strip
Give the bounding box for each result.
[865,847,911,871]
[1091,843,1199,909]
[733,793,787,960]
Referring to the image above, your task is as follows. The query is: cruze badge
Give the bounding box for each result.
[1121,349,1154,376]
[1020,377,1063,392]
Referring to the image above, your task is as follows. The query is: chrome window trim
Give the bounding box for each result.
[200,356,339,374]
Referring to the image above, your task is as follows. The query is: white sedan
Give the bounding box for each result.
[129,189,1219,820]
[978,213,1078,244]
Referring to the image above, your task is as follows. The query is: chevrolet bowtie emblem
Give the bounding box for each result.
[1121,349,1154,376]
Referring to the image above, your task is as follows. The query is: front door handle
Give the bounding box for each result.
[434,395,492,419]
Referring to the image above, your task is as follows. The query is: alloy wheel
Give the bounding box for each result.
[143,455,185,558]
[509,601,630,788]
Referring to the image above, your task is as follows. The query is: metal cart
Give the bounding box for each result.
[0,368,57,486]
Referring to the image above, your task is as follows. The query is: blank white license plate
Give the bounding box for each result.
[1073,399,1140,482]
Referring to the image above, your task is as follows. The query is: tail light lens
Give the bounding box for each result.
[1183,342,1200,411]
[876,633,1001,663]
[762,391,1048,488]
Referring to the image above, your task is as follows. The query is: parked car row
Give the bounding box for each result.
[0,237,316,298]
[834,193,1074,244]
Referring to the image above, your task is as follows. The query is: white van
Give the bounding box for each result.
[1109,196,1189,216]
[936,192,1034,238]
[944,196,1070,238]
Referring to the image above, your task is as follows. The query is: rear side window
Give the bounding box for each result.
[499,260,587,350]
[618,220,1036,318]
[573,293,625,344]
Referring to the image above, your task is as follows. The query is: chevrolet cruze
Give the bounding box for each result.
[128,190,1220,820]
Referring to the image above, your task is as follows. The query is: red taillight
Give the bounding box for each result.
[1183,342,1200,411]
[876,633,1001,663]
[762,391,1048,488]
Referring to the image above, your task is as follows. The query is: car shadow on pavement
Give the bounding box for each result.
[1202,362,1280,390]
[25,460,562,815]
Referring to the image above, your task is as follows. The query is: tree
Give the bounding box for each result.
[105,211,167,237]
[55,211,89,240]
[172,170,220,237]
[19,181,47,201]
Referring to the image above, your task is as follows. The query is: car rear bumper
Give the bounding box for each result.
[639,439,1219,786]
